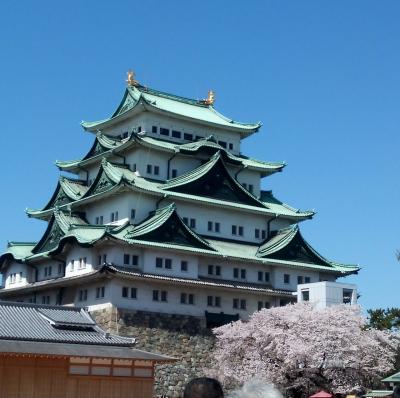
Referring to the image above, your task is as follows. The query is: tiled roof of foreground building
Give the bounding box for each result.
[0,301,173,361]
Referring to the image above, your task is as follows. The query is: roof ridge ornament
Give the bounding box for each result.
[126,69,139,87]
[200,89,215,106]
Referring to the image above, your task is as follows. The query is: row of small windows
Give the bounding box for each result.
[93,212,265,241]
[77,286,106,302]
[9,272,23,284]
[95,210,136,225]
[151,126,235,150]
[70,258,87,271]
[146,164,160,176]
[283,274,311,284]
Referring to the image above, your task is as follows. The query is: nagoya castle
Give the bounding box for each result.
[0,71,359,326]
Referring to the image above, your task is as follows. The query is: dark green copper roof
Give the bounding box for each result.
[56,132,284,176]
[2,205,358,276]
[29,158,313,222]
[81,85,261,136]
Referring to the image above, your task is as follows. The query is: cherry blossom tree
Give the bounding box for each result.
[212,303,399,397]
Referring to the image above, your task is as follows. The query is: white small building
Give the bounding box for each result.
[297,281,358,308]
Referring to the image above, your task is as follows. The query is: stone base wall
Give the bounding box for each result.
[92,307,216,398]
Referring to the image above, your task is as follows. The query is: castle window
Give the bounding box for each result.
[79,289,88,302]
[255,229,260,239]
[172,130,181,138]
[284,274,290,284]
[233,298,239,309]
[95,286,105,299]
[240,299,246,310]
[124,254,130,265]
[137,126,142,133]
[58,263,63,274]
[208,221,220,233]
[297,276,304,284]
[156,258,163,268]
[152,126,158,133]
[132,255,138,266]
[189,218,196,229]
[79,258,86,269]
[233,268,239,278]
[241,269,246,279]
[258,301,271,311]
[232,225,237,235]
[161,291,168,302]
[153,290,168,302]
[195,135,203,140]
[228,143,233,150]
[261,230,266,240]
[160,128,169,136]
[154,166,160,175]
[110,211,118,222]
[305,276,311,283]
[95,217,99,225]
[165,259,172,269]
[130,209,136,220]
[238,226,244,236]
[208,265,221,276]
[146,164,152,174]
[248,184,254,193]
[207,296,221,307]
[218,140,227,149]
[171,169,177,178]
[122,131,129,139]
[42,296,50,305]
[301,290,310,302]
[184,133,193,141]
[180,293,194,305]
[122,287,136,299]
[181,261,188,271]
[183,217,188,225]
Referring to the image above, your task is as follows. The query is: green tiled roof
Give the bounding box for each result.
[382,372,400,383]
[29,159,313,222]
[81,85,261,136]
[119,203,215,251]
[1,204,358,276]
[256,225,359,273]
[56,132,284,176]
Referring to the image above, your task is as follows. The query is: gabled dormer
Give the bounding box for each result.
[118,203,215,252]
[162,151,266,208]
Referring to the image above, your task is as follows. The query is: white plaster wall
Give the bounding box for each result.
[101,114,148,138]
[272,266,320,291]
[83,279,281,320]
[3,262,30,288]
[65,246,95,276]
[198,258,274,285]
[35,259,64,281]
[236,169,261,198]
[142,249,199,279]
[124,148,170,181]
[173,200,292,243]
[83,191,157,225]
[100,112,242,154]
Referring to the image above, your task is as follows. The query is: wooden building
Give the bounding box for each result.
[0,301,173,398]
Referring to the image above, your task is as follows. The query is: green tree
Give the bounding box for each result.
[367,308,400,331]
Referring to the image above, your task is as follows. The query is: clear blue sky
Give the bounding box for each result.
[0,1,399,310]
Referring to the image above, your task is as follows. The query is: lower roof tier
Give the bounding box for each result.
[2,205,359,276]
